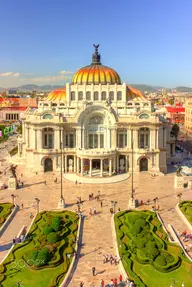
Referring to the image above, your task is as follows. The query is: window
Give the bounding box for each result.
[109,91,114,101]
[78,91,83,100]
[139,128,150,149]
[117,130,127,148]
[117,91,122,101]
[43,128,54,149]
[70,92,75,101]
[43,114,53,119]
[139,113,149,119]
[94,91,99,101]
[100,134,104,148]
[89,134,93,148]
[101,91,106,100]
[86,91,91,101]
[69,134,74,148]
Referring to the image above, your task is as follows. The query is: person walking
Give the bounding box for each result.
[89,208,92,215]
[92,266,96,276]
[101,279,105,287]
[114,278,117,287]
[110,255,113,264]
[44,180,46,185]
[79,282,84,287]
[106,254,109,262]
[101,201,103,208]
[110,279,114,287]
[21,203,23,210]
[103,254,106,263]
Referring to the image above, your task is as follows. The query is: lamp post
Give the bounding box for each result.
[58,140,65,209]
[128,129,136,209]
[177,193,182,204]
[11,194,16,205]
[153,197,158,210]
[35,197,40,213]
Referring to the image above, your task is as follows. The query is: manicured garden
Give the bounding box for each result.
[115,210,192,287]
[0,210,79,287]
[179,200,192,225]
[0,203,14,228]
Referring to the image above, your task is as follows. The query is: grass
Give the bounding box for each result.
[179,200,192,224]
[115,210,192,287]
[0,210,79,287]
[0,203,14,228]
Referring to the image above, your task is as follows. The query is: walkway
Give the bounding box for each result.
[64,172,130,184]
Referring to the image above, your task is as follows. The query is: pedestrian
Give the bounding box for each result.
[21,182,24,188]
[21,203,23,210]
[79,281,84,287]
[30,213,33,219]
[36,172,38,175]
[94,207,97,214]
[118,208,120,212]
[114,255,118,265]
[75,180,77,185]
[101,201,103,208]
[13,238,15,244]
[110,279,114,287]
[101,279,105,287]
[103,254,106,263]
[119,274,122,282]
[44,180,46,185]
[110,255,113,264]
[21,173,23,177]
[106,254,109,262]
[114,278,117,287]
[92,266,96,276]
[89,208,92,215]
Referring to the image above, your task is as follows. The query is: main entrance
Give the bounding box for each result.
[44,158,53,172]
[140,158,148,172]
[92,159,100,170]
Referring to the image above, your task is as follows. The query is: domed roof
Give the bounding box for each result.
[72,45,121,85]
[47,87,66,102]
[126,86,147,101]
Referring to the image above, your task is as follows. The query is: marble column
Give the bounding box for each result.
[109,158,112,176]
[81,158,83,175]
[77,157,79,173]
[89,159,92,177]
[34,129,37,150]
[74,156,77,172]
[111,129,117,149]
[65,155,67,172]
[100,159,103,177]
[156,129,159,149]
[126,155,129,172]
[37,129,42,150]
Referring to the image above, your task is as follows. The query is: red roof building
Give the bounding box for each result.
[165,105,185,124]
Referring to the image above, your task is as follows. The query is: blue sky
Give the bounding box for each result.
[0,0,191,88]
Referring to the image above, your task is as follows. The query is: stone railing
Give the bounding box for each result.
[77,148,116,158]
[59,213,82,287]
[0,204,19,237]
[156,212,175,243]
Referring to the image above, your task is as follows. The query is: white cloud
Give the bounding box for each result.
[29,71,73,84]
[0,72,20,77]
[59,70,73,75]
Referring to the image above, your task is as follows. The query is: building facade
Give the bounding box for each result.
[17,46,173,176]
[185,99,192,135]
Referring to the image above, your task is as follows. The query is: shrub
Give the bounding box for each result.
[44,226,54,235]
[130,224,142,235]
[36,248,50,266]
[51,217,61,232]
[155,254,166,266]
[28,250,38,263]
[135,218,147,227]
[47,232,59,243]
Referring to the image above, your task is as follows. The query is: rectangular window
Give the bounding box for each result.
[48,134,53,148]
[66,135,68,147]
[89,134,93,148]
[125,134,127,147]
[145,134,149,148]
[94,134,98,148]
[71,92,75,101]
[119,134,124,148]
[44,134,48,147]
[140,134,144,148]
[100,134,104,148]
[69,134,74,148]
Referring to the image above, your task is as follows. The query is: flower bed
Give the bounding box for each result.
[0,210,79,287]
[115,210,192,287]
[0,203,14,228]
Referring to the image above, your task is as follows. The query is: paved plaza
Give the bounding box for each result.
[0,160,192,286]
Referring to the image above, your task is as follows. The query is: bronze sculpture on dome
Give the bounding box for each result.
[93,44,99,52]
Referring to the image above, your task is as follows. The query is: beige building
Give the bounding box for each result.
[185,99,192,135]
[17,46,173,176]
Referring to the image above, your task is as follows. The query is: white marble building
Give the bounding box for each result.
[17,45,174,176]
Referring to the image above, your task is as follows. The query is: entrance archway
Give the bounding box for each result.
[92,159,100,170]
[44,158,53,172]
[140,158,148,172]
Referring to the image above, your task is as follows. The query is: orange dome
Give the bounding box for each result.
[47,88,66,102]
[126,86,146,101]
[72,64,121,85]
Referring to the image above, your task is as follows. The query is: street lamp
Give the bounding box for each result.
[35,198,40,213]
[11,194,16,205]
[153,197,158,210]
[128,129,136,209]
[58,141,65,209]
[177,193,182,204]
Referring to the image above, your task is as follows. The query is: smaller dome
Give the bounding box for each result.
[47,88,66,102]
[126,86,146,101]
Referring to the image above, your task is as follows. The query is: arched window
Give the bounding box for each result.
[94,91,99,101]
[139,128,150,149]
[78,91,83,100]
[88,116,104,148]
[109,91,114,101]
[86,91,91,101]
[70,92,75,101]
[139,113,149,119]
[43,114,53,120]
[117,91,122,101]
[101,91,106,100]
[43,128,54,149]
[89,116,104,124]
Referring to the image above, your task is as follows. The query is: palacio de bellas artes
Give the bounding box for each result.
[16,45,175,177]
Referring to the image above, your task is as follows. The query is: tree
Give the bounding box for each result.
[169,98,174,105]
[171,124,179,140]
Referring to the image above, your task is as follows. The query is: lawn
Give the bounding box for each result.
[115,210,192,287]
[0,203,14,228]
[179,200,192,225]
[0,210,79,287]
